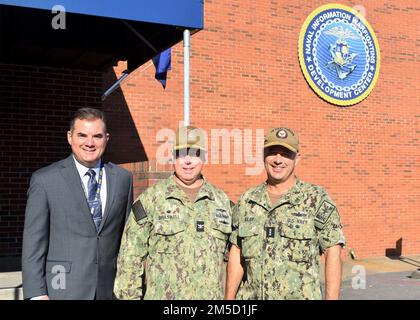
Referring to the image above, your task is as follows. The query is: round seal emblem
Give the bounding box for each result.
[276,129,288,139]
[298,4,380,106]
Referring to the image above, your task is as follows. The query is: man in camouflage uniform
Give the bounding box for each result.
[225,127,345,300]
[114,126,233,299]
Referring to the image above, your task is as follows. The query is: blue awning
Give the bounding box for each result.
[0,0,203,29]
[0,0,203,71]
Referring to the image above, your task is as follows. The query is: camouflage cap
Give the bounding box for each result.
[264,127,299,153]
[174,125,207,151]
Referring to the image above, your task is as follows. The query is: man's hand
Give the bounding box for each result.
[30,295,49,300]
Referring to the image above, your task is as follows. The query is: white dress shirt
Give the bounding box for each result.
[73,156,107,216]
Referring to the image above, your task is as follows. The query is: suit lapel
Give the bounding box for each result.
[60,155,97,233]
[98,162,117,234]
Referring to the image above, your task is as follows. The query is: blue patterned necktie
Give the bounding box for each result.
[86,169,102,232]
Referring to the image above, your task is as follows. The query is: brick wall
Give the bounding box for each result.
[114,0,419,258]
[0,0,419,259]
[121,161,172,197]
[0,64,102,257]
[0,63,166,258]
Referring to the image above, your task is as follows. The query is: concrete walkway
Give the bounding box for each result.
[1,255,420,300]
[321,254,420,300]
[340,271,420,300]
[0,271,22,300]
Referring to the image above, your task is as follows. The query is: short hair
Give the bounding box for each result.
[69,108,107,132]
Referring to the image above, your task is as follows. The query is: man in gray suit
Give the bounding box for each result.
[22,108,133,300]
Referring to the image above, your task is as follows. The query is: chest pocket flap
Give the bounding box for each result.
[153,220,186,254]
[211,222,232,240]
[238,223,260,237]
[155,220,186,236]
[210,222,232,255]
[238,222,261,258]
[279,226,316,262]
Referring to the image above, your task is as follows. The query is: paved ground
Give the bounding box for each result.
[0,271,22,300]
[340,271,420,300]
[321,255,420,300]
[1,255,420,300]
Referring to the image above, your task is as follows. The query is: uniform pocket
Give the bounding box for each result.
[154,220,186,254]
[211,222,231,239]
[211,222,232,253]
[279,227,315,262]
[238,223,261,258]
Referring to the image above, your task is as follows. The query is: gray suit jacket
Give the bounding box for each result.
[22,155,133,300]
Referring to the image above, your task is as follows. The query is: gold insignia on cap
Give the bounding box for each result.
[187,130,200,144]
[276,129,288,139]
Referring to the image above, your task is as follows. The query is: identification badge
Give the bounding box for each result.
[266,227,275,238]
[196,221,205,232]
[89,199,101,215]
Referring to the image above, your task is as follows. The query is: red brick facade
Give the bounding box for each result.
[113,0,420,258]
[0,0,419,259]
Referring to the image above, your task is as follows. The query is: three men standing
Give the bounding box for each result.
[22,117,344,300]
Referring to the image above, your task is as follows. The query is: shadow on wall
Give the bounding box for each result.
[102,70,148,164]
[0,64,147,258]
[385,238,420,268]
[0,256,21,273]
[385,238,403,258]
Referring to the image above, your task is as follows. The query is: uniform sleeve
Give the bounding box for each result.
[114,195,151,300]
[315,191,346,253]
[223,199,236,262]
[229,197,242,248]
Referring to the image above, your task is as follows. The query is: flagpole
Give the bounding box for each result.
[101,70,130,101]
[184,29,190,126]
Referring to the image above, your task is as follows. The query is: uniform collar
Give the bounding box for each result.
[248,177,304,210]
[165,174,215,203]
